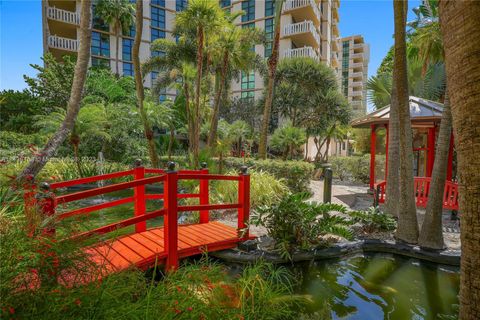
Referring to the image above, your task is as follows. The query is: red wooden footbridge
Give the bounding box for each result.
[25,161,252,278]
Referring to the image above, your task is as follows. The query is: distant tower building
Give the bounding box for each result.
[338,35,370,117]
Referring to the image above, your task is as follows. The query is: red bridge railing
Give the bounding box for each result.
[375,177,459,211]
[25,161,251,270]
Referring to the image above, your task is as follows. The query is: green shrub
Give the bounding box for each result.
[0,131,48,150]
[330,154,385,184]
[252,193,354,260]
[223,158,314,193]
[187,170,289,210]
[348,206,396,232]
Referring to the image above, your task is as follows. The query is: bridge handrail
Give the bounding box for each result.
[26,162,251,270]
[50,169,135,189]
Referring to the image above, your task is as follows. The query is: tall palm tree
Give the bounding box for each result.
[393,0,418,243]
[18,0,92,181]
[143,38,196,153]
[95,0,135,76]
[207,21,262,148]
[258,0,286,159]
[132,0,159,167]
[176,0,225,167]
[439,1,480,318]
[408,0,451,250]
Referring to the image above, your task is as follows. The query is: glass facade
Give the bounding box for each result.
[242,0,255,22]
[264,18,274,57]
[265,0,275,16]
[122,38,133,61]
[92,57,110,68]
[151,0,165,6]
[342,41,350,96]
[220,0,231,7]
[92,31,110,57]
[151,6,166,29]
[176,0,187,11]
[123,62,133,76]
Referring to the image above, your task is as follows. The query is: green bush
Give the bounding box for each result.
[252,193,354,260]
[223,158,314,193]
[348,206,396,232]
[187,170,289,210]
[330,154,385,184]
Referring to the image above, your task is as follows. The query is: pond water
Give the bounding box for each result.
[296,254,459,320]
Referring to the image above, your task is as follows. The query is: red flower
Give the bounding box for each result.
[187,307,192,311]
[176,286,182,292]
[75,299,81,306]
[9,307,15,314]
[174,308,181,314]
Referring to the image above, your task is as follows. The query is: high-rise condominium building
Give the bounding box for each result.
[338,35,370,116]
[42,0,341,102]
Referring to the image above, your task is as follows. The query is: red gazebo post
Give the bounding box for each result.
[369,124,377,190]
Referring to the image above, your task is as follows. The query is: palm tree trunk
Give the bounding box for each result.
[133,0,159,168]
[385,80,400,217]
[207,52,228,148]
[17,0,92,181]
[193,26,204,168]
[304,133,309,161]
[168,124,175,161]
[184,82,193,154]
[439,1,480,318]
[394,0,419,244]
[258,0,285,159]
[419,93,451,249]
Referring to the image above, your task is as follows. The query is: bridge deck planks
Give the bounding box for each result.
[83,221,240,274]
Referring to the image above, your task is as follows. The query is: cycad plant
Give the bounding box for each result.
[269,123,307,160]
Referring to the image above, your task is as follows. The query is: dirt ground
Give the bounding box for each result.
[216,179,461,250]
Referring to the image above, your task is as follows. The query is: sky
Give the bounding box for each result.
[0,0,421,92]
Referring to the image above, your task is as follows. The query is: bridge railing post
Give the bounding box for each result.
[237,166,250,240]
[164,162,178,271]
[35,182,57,237]
[133,159,147,233]
[199,162,209,223]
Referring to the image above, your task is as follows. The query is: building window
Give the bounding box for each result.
[151,6,165,29]
[265,0,275,16]
[264,18,274,58]
[151,0,165,6]
[220,0,231,7]
[122,38,133,61]
[241,71,255,90]
[123,62,133,76]
[176,0,187,11]
[92,31,110,57]
[240,90,255,102]
[241,0,255,22]
[342,71,349,96]
[92,57,110,68]
[151,28,166,41]
[126,25,135,38]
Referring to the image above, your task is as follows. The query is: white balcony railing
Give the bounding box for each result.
[48,34,79,52]
[351,62,364,69]
[351,90,363,97]
[283,20,320,45]
[283,0,321,22]
[353,43,364,50]
[283,46,319,60]
[47,6,79,25]
[351,52,364,59]
[350,71,363,78]
[351,81,364,88]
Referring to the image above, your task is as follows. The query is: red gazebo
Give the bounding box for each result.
[351,96,458,210]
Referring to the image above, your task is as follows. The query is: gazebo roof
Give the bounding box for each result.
[351,96,444,128]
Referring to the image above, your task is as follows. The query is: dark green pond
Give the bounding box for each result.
[297,254,459,320]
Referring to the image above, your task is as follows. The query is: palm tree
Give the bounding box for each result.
[408,0,451,250]
[258,0,286,159]
[18,0,92,181]
[207,20,262,148]
[143,38,196,153]
[393,0,418,243]
[176,0,225,167]
[439,1,480,318]
[132,0,159,167]
[95,0,135,76]
[34,104,111,176]
[270,123,307,160]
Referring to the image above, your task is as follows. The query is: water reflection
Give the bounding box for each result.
[297,254,459,320]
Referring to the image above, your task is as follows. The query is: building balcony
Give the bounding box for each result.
[283,46,319,61]
[283,0,321,24]
[47,34,78,52]
[283,20,320,48]
[351,80,364,88]
[331,52,339,67]
[350,71,363,79]
[47,6,79,25]
[350,90,363,97]
[353,43,364,50]
[350,62,364,69]
[351,52,364,59]
[331,38,339,51]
